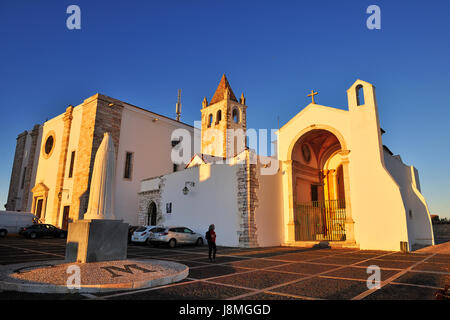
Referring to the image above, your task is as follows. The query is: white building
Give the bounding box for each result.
[6,94,193,228]
[6,75,434,252]
[139,77,434,251]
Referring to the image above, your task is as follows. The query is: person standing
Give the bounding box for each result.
[206,224,217,262]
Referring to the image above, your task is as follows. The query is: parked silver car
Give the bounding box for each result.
[149,226,204,248]
[131,225,157,244]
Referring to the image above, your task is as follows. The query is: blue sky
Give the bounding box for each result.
[0,0,449,218]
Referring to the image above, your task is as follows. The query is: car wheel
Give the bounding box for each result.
[196,238,203,246]
[30,233,37,239]
[0,230,7,238]
[168,239,176,248]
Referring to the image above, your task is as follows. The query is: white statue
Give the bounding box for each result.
[84,132,117,220]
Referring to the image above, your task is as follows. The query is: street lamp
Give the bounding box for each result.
[182,181,195,195]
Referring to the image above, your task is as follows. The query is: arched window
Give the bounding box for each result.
[356,85,365,106]
[207,114,213,127]
[232,108,239,123]
[216,110,222,124]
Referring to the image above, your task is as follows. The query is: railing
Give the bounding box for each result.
[294,199,346,241]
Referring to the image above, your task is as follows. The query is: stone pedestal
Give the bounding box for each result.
[65,219,128,263]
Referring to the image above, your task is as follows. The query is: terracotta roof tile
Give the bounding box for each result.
[209,74,238,105]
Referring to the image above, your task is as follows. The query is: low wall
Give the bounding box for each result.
[433,224,450,244]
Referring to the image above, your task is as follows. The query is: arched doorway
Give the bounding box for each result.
[147,202,157,226]
[290,129,347,241]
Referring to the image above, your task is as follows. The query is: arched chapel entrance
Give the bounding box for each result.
[147,201,157,226]
[286,128,354,243]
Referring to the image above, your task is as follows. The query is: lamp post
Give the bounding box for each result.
[182,182,195,195]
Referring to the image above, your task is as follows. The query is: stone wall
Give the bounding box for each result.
[6,131,28,211]
[137,178,165,226]
[71,94,124,221]
[433,224,450,243]
[21,124,41,212]
[236,151,259,248]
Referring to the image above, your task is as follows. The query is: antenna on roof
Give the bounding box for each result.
[176,89,182,121]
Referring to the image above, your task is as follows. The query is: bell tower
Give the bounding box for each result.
[201,74,247,158]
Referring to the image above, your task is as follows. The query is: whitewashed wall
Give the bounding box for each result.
[33,114,65,224]
[115,105,194,225]
[277,80,426,251]
[383,151,434,248]
[254,161,284,247]
[144,163,241,247]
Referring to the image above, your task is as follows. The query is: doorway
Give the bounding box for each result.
[35,198,44,219]
[147,202,157,226]
[62,206,70,230]
[291,129,347,241]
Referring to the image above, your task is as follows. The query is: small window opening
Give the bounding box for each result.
[216,110,222,124]
[356,84,365,106]
[232,108,239,123]
[124,152,134,179]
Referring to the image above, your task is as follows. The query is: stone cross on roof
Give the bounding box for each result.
[308,90,319,104]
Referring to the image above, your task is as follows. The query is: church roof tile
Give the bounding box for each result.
[209,74,238,105]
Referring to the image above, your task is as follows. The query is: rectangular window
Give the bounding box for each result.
[21,167,27,189]
[124,152,134,179]
[68,151,75,178]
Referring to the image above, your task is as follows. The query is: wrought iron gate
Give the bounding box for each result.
[294,200,346,241]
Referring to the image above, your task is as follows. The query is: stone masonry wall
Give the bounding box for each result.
[6,131,28,211]
[70,94,124,221]
[433,224,450,243]
[21,124,41,212]
[236,151,259,247]
[138,178,165,226]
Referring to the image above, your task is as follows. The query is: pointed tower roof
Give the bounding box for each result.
[209,74,238,105]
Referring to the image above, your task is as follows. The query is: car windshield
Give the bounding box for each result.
[135,227,147,232]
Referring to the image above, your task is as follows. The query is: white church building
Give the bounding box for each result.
[6,75,434,252]
[6,93,194,229]
[138,76,435,252]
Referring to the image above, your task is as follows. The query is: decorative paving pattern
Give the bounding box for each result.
[0,236,448,300]
[270,277,369,300]
[208,270,307,289]
[0,259,188,293]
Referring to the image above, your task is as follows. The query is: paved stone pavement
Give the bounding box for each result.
[0,236,448,300]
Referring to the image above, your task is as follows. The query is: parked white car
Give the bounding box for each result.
[0,211,41,237]
[149,226,205,248]
[131,226,157,244]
